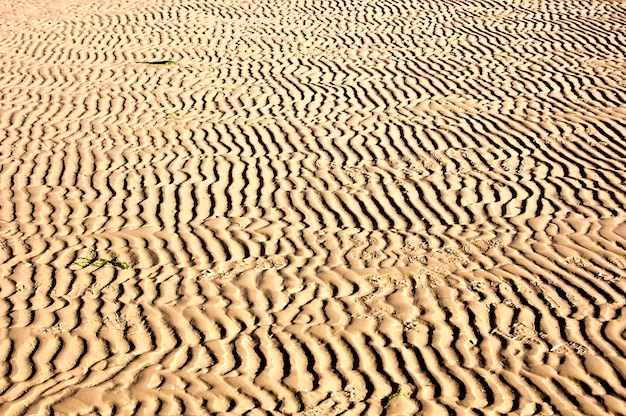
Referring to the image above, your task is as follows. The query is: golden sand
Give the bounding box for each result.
[1,0,625,414]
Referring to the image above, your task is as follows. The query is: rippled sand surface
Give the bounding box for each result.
[1,0,626,414]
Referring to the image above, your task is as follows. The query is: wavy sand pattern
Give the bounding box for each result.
[1,0,626,414]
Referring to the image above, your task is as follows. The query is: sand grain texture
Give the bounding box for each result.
[1,0,626,414]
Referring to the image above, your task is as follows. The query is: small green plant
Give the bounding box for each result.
[136,60,179,65]
[72,257,130,270]
[383,385,415,409]
[166,110,182,120]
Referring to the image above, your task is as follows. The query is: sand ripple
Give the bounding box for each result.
[1,0,626,414]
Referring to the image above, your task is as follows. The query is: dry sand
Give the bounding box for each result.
[1,0,626,414]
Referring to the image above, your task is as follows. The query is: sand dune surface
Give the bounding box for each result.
[1,0,626,414]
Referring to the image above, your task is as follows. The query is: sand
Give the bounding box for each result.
[0,0,625,414]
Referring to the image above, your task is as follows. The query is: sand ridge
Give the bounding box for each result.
[0,0,626,414]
